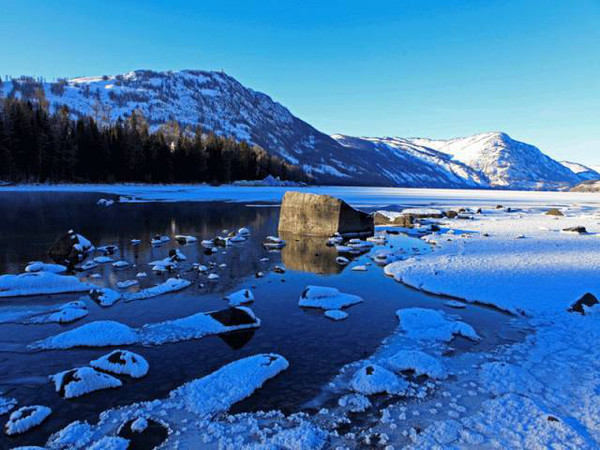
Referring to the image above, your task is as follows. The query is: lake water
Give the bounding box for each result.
[0,192,522,447]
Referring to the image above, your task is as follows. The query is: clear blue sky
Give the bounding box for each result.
[2,0,599,165]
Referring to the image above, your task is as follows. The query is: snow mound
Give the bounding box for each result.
[4,405,51,435]
[124,278,191,301]
[89,436,130,450]
[31,320,139,350]
[0,272,91,298]
[50,367,122,399]
[396,308,480,342]
[169,353,289,417]
[384,350,448,379]
[25,261,67,274]
[299,286,363,310]
[90,350,149,378]
[479,362,543,396]
[225,289,254,306]
[349,364,408,395]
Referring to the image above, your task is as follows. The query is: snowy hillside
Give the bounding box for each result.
[561,161,600,181]
[332,135,488,188]
[409,132,581,190]
[1,70,476,188]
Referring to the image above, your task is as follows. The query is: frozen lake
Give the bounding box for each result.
[0,189,532,447]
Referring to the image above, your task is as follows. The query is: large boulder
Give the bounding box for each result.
[49,230,94,267]
[278,191,373,237]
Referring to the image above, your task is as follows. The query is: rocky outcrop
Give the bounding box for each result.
[278,191,373,237]
[570,180,600,192]
[545,208,564,216]
[373,211,415,227]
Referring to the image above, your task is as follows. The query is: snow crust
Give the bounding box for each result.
[396,308,480,342]
[5,405,52,435]
[0,272,91,298]
[299,286,363,310]
[124,278,191,301]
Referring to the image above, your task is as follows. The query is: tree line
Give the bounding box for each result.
[0,95,308,184]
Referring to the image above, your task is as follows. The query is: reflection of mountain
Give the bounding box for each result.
[280,232,343,275]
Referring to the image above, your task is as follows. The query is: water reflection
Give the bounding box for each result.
[280,232,343,275]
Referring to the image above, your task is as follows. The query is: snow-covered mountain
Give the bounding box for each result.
[1,71,589,190]
[409,132,581,190]
[331,135,488,188]
[560,161,600,181]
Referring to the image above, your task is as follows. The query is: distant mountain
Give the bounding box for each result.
[409,132,581,190]
[1,71,587,190]
[560,161,600,181]
[331,135,488,188]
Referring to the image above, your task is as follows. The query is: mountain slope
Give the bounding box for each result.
[561,161,600,181]
[331,135,488,188]
[410,132,581,190]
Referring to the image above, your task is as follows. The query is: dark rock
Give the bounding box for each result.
[118,418,169,450]
[546,208,564,216]
[373,212,415,227]
[562,226,587,234]
[48,230,93,267]
[495,205,503,209]
[568,293,598,314]
[445,210,458,219]
[278,191,374,237]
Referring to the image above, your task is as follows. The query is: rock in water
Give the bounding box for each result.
[48,230,94,267]
[278,191,373,237]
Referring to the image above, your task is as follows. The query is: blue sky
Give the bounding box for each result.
[2,0,599,165]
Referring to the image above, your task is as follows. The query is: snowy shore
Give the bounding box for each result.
[3,183,600,208]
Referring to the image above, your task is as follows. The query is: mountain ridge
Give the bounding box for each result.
[1,69,590,190]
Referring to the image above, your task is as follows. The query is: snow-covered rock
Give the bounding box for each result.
[90,287,122,307]
[0,272,91,298]
[116,280,138,289]
[31,320,139,350]
[396,308,480,342]
[25,261,67,274]
[124,278,191,301]
[175,235,197,244]
[90,350,149,378]
[25,301,88,324]
[169,353,288,416]
[50,367,122,398]
[383,350,448,379]
[299,286,363,310]
[4,405,52,435]
[349,364,408,395]
[225,289,254,306]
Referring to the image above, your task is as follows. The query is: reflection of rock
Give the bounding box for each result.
[219,330,256,350]
[280,232,343,274]
[278,191,373,237]
[118,418,169,450]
